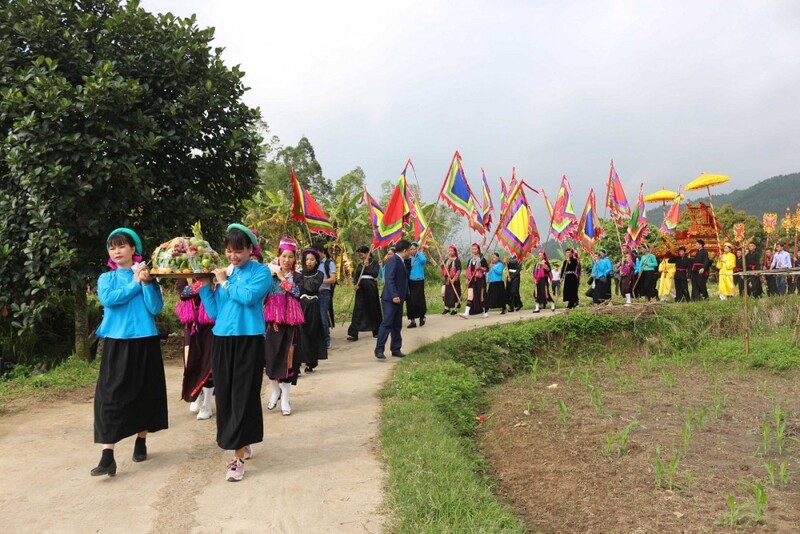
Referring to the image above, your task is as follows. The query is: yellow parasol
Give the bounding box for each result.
[685,173,730,247]
[644,188,685,222]
[643,188,680,203]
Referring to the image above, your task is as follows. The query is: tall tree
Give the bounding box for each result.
[0,0,263,359]
[259,136,331,200]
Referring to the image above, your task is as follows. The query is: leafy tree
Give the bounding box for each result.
[0,0,263,360]
[713,204,766,247]
[333,166,366,199]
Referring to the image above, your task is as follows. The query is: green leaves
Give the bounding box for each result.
[0,0,262,358]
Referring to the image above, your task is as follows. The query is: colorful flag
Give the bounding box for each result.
[362,187,401,246]
[606,160,631,222]
[575,189,605,252]
[382,164,415,229]
[549,175,578,242]
[497,181,539,260]
[499,177,509,212]
[291,168,337,238]
[480,169,494,232]
[412,196,430,243]
[660,194,682,234]
[625,185,649,247]
[468,191,486,235]
[439,151,475,217]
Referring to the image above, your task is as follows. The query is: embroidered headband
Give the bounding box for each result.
[279,236,297,252]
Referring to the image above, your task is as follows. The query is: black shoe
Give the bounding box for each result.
[372,332,378,338]
[132,438,147,463]
[442,309,450,315]
[374,352,387,360]
[408,321,417,328]
[305,366,315,373]
[450,310,457,315]
[500,309,506,315]
[90,460,117,477]
[347,336,358,341]
[391,351,406,358]
[420,317,426,327]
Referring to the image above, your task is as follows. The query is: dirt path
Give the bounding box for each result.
[0,309,550,533]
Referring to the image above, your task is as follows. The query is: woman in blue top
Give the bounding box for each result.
[199,224,272,482]
[92,228,167,477]
[635,243,659,303]
[590,248,613,304]
[485,252,508,315]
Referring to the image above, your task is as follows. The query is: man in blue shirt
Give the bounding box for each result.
[375,240,412,359]
[406,241,427,328]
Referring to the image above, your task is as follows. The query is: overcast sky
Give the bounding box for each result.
[142,0,800,222]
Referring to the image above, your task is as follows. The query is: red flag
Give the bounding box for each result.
[291,168,337,238]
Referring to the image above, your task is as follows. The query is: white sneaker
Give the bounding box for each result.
[551,303,556,311]
[197,405,213,420]
[189,390,204,413]
[482,312,488,318]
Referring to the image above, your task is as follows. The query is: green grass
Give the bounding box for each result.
[379,296,800,532]
[0,354,99,414]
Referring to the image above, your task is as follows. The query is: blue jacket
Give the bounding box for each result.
[487,261,505,283]
[96,268,163,339]
[592,257,613,279]
[381,254,408,303]
[409,251,427,281]
[640,253,658,272]
[199,259,272,336]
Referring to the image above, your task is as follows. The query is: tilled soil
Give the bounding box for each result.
[480,361,800,533]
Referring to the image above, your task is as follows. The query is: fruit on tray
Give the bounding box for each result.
[150,222,221,274]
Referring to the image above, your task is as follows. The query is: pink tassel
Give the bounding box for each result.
[197,302,215,325]
[263,294,305,325]
[174,299,197,324]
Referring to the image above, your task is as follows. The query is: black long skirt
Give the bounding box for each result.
[562,274,579,305]
[407,280,427,319]
[443,279,462,309]
[505,276,522,310]
[534,278,553,306]
[593,277,612,303]
[265,324,301,385]
[212,335,264,450]
[181,323,213,402]
[300,298,328,369]
[486,281,507,309]
[348,279,382,337]
[638,271,658,298]
[94,337,168,444]
[468,278,486,315]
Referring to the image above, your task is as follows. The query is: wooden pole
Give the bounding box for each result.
[741,240,750,355]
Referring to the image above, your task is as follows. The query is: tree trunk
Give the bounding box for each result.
[73,281,90,360]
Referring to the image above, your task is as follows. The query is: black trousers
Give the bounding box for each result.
[674,276,690,302]
[691,272,708,300]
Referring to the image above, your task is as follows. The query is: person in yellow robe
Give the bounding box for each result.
[716,242,737,300]
[658,254,676,301]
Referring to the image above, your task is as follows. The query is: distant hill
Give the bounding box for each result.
[693,172,800,217]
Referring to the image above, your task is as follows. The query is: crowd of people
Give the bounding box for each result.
[91,226,797,483]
